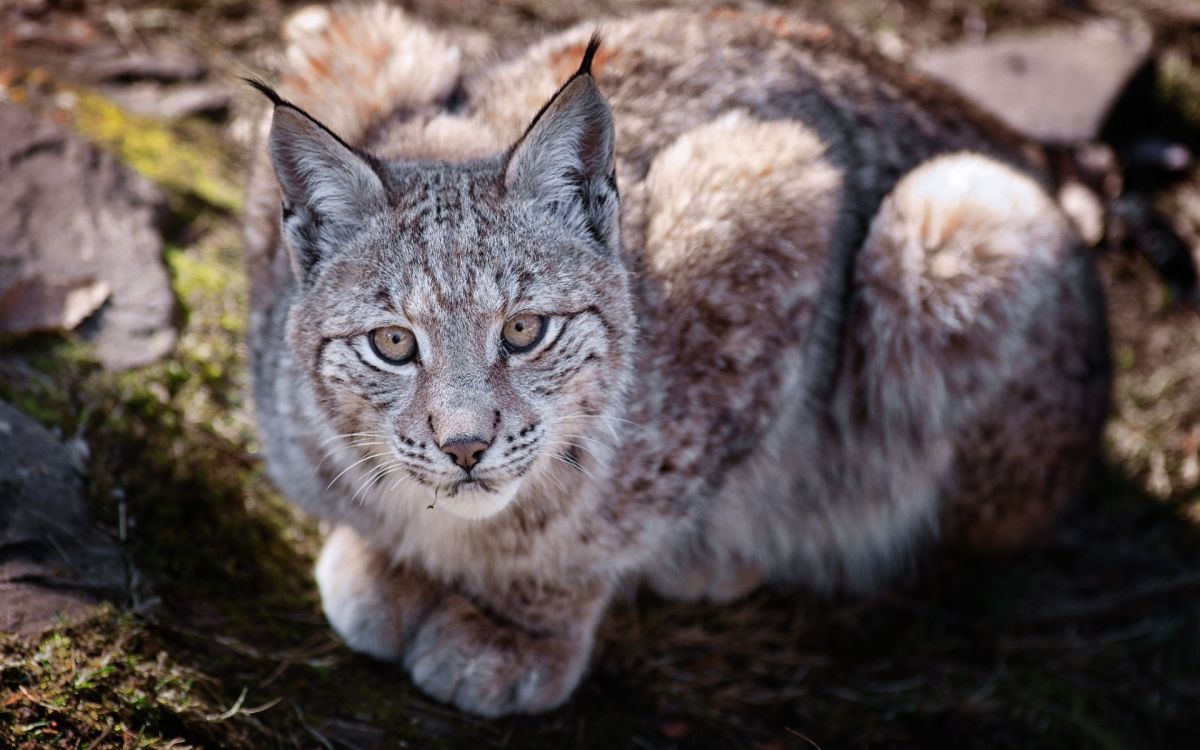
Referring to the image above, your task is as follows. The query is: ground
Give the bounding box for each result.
[1,1,1199,748]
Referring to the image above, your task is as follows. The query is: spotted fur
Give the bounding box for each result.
[245,5,1110,717]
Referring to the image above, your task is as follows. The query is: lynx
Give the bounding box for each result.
[245,4,1110,717]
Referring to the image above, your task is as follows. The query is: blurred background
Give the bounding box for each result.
[1,1,1198,747]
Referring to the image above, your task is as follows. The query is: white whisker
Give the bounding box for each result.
[553,433,609,454]
[316,440,388,473]
[326,450,393,490]
[550,411,639,442]
[544,436,605,464]
[319,431,386,447]
[385,471,413,495]
[544,449,601,484]
[538,467,571,497]
[352,462,399,504]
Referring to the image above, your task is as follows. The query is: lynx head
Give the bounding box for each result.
[257,39,633,520]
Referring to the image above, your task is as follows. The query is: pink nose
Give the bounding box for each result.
[440,436,490,471]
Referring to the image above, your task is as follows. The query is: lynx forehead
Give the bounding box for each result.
[246,4,1108,718]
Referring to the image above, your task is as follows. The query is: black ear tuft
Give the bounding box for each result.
[510,32,606,150]
[243,76,286,107]
[577,33,602,79]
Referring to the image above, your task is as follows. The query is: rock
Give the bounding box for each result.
[0,277,111,335]
[102,81,232,120]
[81,49,208,85]
[0,100,176,369]
[0,400,127,636]
[1,12,96,50]
[917,20,1153,144]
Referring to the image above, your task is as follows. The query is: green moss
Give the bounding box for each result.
[166,245,230,299]
[0,607,252,749]
[1158,50,1200,130]
[71,91,243,213]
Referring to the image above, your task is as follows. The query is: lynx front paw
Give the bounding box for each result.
[403,595,592,717]
[315,527,438,661]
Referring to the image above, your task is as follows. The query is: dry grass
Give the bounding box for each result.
[1,1,1198,748]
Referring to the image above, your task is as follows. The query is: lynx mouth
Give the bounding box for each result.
[430,478,522,521]
[445,476,499,496]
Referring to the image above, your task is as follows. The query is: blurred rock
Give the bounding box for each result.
[0,400,127,636]
[918,20,1152,144]
[1,13,96,50]
[0,100,175,368]
[103,81,232,120]
[0,277,111,334]
[81,49,207,84]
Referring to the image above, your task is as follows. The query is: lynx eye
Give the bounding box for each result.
[501,314,547,353]
[369,326,417,365]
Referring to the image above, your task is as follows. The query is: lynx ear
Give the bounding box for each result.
[505,37,619,254]
[251,80,387,278]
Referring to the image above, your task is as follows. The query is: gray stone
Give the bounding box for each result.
[0,276,111,334]
[102,81,233,120]
[0,100,176,369]
[917,20,1153,144]
[80,49,208,85]
[0,400,127,636]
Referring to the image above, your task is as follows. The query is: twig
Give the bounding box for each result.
[206,686,247,722]
[292,701,335,750]
[785,727,824,750]
[239,696,282,716]
[84,724,113,750]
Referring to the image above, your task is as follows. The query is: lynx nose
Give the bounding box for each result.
[441,436,490,472]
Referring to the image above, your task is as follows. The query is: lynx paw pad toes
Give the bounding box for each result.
[403,597,586,717]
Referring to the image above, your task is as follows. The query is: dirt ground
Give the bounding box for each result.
[1,1,1199,748]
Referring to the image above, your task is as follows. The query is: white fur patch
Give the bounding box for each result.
[432,480,524,521]
[315,526,405,660]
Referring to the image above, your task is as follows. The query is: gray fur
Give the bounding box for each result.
[245,5,1109,717]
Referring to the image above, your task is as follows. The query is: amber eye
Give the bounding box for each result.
[501,314,547,353]
[369,326,417,365]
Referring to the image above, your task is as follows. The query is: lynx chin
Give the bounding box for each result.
[245,3,1110,717]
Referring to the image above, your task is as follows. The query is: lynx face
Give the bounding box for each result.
[259,58,632,520]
